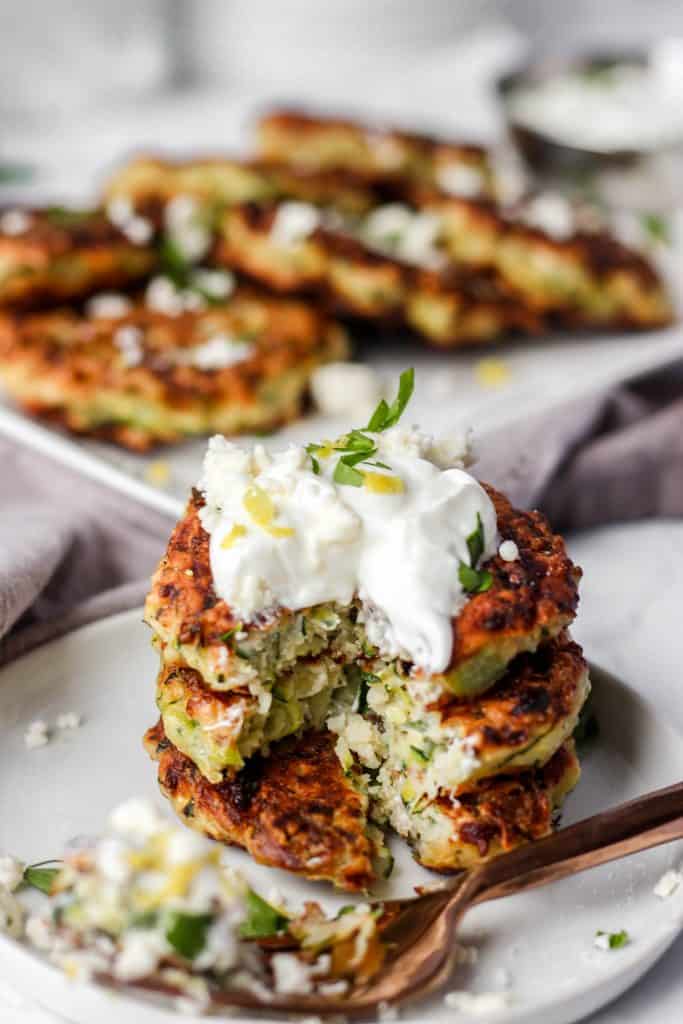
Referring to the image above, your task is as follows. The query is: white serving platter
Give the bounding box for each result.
[0,609,682,1024]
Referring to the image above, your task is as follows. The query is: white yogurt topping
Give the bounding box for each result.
[198,424,496,674]
[86,292,133,319]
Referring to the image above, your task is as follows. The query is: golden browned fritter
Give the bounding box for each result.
[412,741,580,872]
[0,287,348,450]
[0,207,156,308]
[255,108,495,196]
[213,203,541,347]
[144,721,381,891]
[144,485,580,700]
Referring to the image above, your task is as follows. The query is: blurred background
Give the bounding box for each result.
[1,0,683,215]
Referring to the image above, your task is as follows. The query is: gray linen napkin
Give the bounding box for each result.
[2,366,683,664]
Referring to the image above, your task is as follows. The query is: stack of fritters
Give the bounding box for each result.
[143,482,589,890]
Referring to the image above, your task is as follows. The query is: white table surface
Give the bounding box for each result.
[1,517,682,1024]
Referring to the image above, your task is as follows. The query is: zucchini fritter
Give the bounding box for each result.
[329,634,589,798]
[156,656,347,783]
[144,486,580,700]
[214,203,540,347]
[144,721,384,891]
[0,287,347,450]
[0,207,155,309]
[407,740,580,872]
[255,109,496,197]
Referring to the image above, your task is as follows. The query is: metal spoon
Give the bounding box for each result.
[201,778,683,1017]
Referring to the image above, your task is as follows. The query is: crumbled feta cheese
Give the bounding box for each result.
[25,914,55,951]
[520,193,575,241]
[0,855,24,892]
[122,215,154,246]
[106,196,134,228]
[145,276,207,316]
[190,268,235,301]
[24,720,49,749]
[270,201,321,246]
[498,540,519,562]
[594,932,611,950]
[317,979,349,997]
[310,362,383,417]
[56,711,82,731]
[114,325,145,367]
[86,292,132,319]
[183,335,255,372]
[165,828,210,866]
[654,869,682,899]
[362,204,445,269]
[95,837,132,884]
[271,952,314,994]
[0,888,24,938]
[113,929,168,981]
[0,209,32,236]
[443,990,511,1014]
[436,163,485,198]
[109,797,166,839]
[164,195,211,262]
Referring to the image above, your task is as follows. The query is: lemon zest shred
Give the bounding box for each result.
[243,483,293,539]
[221,523,247,549]
[363,471,404,494]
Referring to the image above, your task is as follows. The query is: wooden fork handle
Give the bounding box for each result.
[472,780,683,904]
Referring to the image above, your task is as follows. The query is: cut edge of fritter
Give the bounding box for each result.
[144,720,386,892]
[407,739,581,873]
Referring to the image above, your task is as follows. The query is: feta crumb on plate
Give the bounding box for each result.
[24,720,49,749]
[443,989,511,1014]
[498,540,519,562]
[654,869,682,899]
[310,362,383,417]
[0,855,24,892]
[56,712,82,731]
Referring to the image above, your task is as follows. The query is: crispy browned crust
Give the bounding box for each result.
[0,207,156,308]
[145,721,377,891]
[213,204,542,347]
[436,634,587,763]
[144,485,579,681]
[0,289,348,450]
[255,108,493,191]
[447,485,581,674]
[423,741,580,870]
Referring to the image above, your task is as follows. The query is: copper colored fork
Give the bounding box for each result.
[202,778,683,1017]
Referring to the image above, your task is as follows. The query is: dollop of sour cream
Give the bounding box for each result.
[199,425,497,675]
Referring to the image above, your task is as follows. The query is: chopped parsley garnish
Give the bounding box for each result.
[44,206,96,228]
[158,237,191,287]
[640,212,670,246]
[308,368,415,484]
[596,929,629,949]
[219,623,244,644]
[165,910,213,959]
[458,513,493,593]
[23,861,61,895]
[239,888,289,939]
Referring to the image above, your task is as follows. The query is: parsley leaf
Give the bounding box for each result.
[458,563,493,594]
[334,460,364,487]
[640,212,670,246]
[23,862,61,895]
[165,911,213,959]
[239,889,289,939]
[466,513,486,567]
[159,237,191,287]
[366,368,414,432]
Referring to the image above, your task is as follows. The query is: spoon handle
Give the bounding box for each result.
[472,780,683,903]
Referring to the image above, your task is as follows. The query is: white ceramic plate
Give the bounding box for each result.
[1,610,682,1024]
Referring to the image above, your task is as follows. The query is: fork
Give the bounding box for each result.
[205,777,683,1017]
